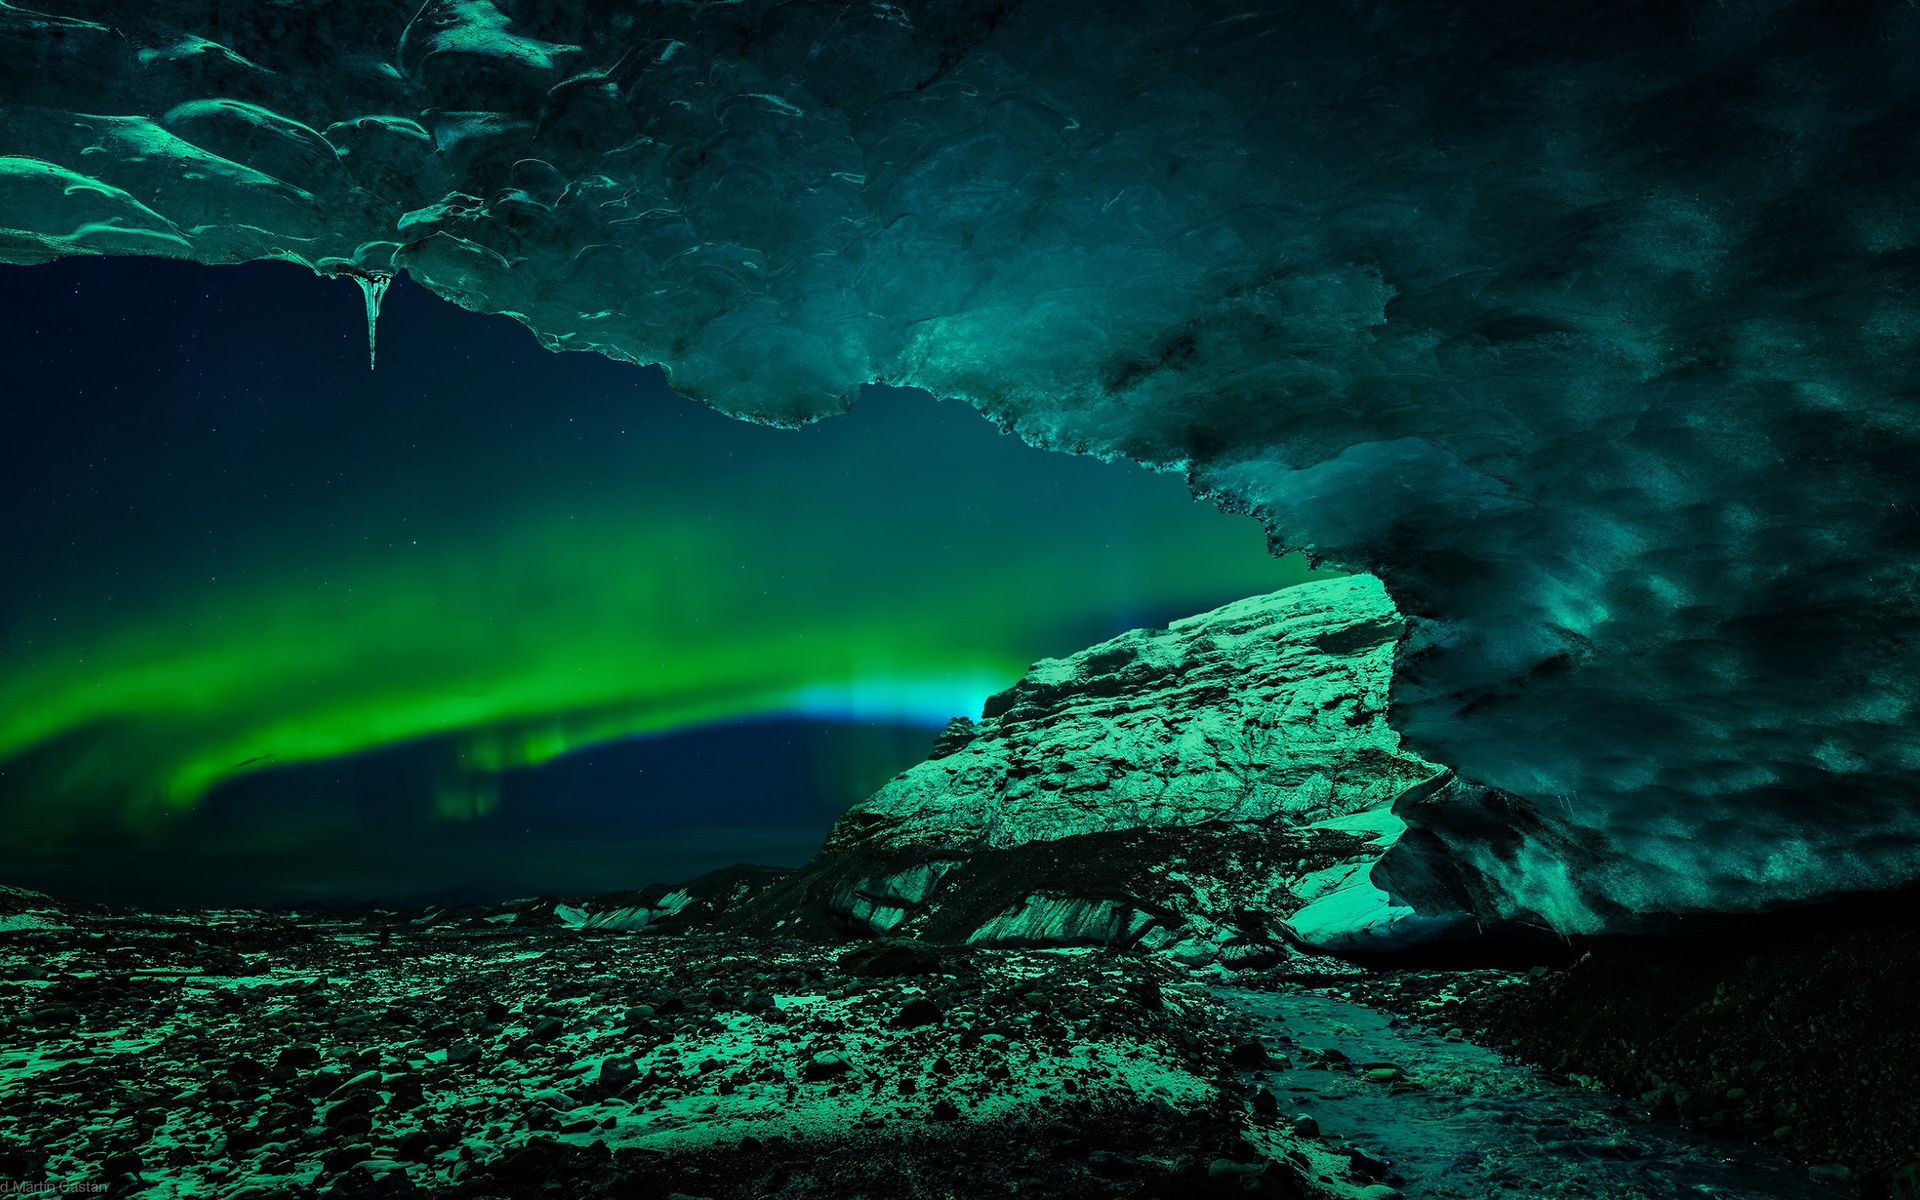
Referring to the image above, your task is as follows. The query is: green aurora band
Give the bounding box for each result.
[0,369,1313,834]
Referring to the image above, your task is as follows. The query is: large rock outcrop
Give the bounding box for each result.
[848,575,1436,853]
[751,578,1441,966]
[9,0,1920,935]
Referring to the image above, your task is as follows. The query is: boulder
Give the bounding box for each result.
[893,998,944,1029]
[801,1051,851,1082]
[838,940,944,979]
[595,1056,639,1091]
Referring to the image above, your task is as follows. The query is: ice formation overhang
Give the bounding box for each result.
[6,0,1920,936]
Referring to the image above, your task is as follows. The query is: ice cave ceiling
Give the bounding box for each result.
[5,0,1920,934]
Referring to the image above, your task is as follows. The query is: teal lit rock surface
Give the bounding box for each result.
[758,578,1441,966]
[849,576,1436,853]
[8,1,1920,934]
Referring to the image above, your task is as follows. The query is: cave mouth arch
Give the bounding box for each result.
[6,5,1920,1188]
[7,0,1920,944]
[0,255,1339,907]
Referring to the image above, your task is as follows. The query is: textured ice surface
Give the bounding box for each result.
[848,576,1438,853]
[6,1,1920,933]
[806,579,1446,964]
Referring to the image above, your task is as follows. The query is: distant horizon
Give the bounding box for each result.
[0,256,1311,907]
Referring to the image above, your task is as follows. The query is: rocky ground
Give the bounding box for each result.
[0,887,1330,1200]
[4,880,1909,1200]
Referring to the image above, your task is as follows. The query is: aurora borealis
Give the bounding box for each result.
[0,256,1311,903]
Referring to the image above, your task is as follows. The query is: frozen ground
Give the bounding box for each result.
[0,893,1870,1199]
[0,903,1251,1198]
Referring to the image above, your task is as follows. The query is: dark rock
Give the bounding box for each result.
[1229,1042,1275,1069]
[1087,1151,1138,1178]
[223,1124,261,1155]
[396,1130,434,1162]
[930,1098,960,1121]
[333,1114,373,1140]
[323,1093,375,1130]
[328,1070,383,1100]
[1291,1115,1320,1138]
[101,1151,142,1176]
[838,940,942,978]
[1251,1157,1317,1200]
[801,1051,851,1082]
[332,1164,377,1195]
[929,717,979,760]
[894,997,943,1029]
[1890,1163,1919,1200]
[1220,940,1285,971]
[1345,1148,1390,1179]
[597,1056,640,1091]
[276,1044,321,1073]
[322,1143,374,1174]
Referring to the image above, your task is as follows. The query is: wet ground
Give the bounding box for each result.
[1226,987,1852,1199]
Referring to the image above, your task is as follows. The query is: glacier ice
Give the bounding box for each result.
[6,0,1920,936]
[348,269,391,369]
[845,575,1438,853]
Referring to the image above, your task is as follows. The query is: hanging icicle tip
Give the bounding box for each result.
[354,272,393,370]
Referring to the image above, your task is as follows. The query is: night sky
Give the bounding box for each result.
[0,257,1312,907]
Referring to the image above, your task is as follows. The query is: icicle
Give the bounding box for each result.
[355,272,392,370]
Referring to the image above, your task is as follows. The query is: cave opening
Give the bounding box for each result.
[0,255,1326,907]
[5,0,1920,1192]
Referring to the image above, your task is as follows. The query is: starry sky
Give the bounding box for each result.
[0,257,1316,906]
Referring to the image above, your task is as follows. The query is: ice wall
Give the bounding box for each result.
[5,0,1920,935]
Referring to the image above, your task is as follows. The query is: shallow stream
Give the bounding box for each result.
[1221,988,1850,1199]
